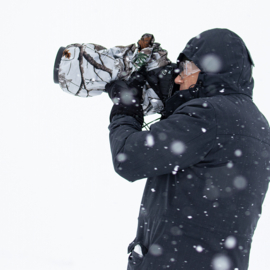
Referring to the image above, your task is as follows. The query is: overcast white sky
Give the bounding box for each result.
[0,0,270,269]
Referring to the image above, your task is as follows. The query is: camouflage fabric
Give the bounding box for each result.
[58,34,171,115]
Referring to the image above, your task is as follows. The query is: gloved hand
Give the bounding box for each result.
[146,63,178,103]
[105,72,146,125]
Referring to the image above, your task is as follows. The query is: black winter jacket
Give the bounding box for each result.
[108,29,270,270]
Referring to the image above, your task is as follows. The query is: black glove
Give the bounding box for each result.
[105,72,146,125]
[146,63,178,103]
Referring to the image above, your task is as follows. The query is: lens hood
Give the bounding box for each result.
[53,47,66,84]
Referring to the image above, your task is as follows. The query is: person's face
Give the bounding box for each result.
[174,62,201,91]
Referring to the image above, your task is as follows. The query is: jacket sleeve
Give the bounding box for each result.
[108,99,217,182]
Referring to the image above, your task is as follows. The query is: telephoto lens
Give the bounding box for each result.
[53,47,66,84]
[52,39,171,116]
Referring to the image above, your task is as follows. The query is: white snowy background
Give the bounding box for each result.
[0,0,269,269]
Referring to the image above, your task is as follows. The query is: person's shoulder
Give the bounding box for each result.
[176,97,216,111]
[173,97,217,122]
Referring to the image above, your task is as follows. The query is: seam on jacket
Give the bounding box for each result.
[113,110,217,150]
[111,114,142,128]
[216,133,270,147]
[110,115,143,173]
[136,126,219,175]
[237,38,245,90]
[201,100,218,160]
[177,219,252,238]
[146,101,218,168]
[138,214,251,238]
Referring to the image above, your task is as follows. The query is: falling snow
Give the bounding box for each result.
[227,161,233,168]
[233,176,247,190]
[195,245,204,252]
[212,253,232,270]
[224,236,237,249]
[116,153,127,162]
[234,149,242,157]
[170,141,185,155]
[149,244,163,256]
[146,134,155,147]
[200,53,222,73]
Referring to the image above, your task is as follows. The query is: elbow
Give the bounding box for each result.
[113,163,145,182]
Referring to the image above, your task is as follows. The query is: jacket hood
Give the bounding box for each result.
[177,28,255,98]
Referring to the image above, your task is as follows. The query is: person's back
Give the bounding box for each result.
[131,94,270,269]
[108,29,270,269]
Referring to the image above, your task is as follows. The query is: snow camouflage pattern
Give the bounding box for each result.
[108,29,270,270]
[58,34,170,116]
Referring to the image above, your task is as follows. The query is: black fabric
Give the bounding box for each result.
[108,28,270,270]
[109,104,143,126]
[105,74,145,125]
[160,87,200,120]
[53,46,66,84]
[146,63,178,103]
[176,28,254,98]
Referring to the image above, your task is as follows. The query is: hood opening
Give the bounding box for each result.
[176,28,254,98]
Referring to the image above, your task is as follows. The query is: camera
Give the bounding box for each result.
[53,41,177,115]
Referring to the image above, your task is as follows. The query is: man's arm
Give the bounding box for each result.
[109,99,217,182]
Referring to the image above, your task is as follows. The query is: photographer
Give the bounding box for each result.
[106,28,270,270]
